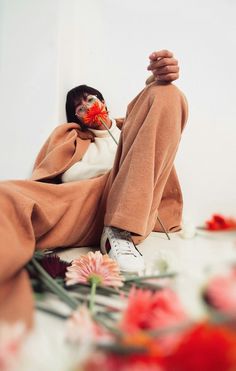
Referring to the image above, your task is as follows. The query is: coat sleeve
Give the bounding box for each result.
[31,123,91,181]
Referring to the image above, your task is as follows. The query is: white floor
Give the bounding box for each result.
[18,229,236,371]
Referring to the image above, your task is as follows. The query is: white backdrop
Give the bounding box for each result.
[0,0,235,225]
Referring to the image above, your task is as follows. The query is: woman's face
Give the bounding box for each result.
[75,94,109,129]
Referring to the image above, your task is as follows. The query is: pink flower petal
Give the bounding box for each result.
[65,251,124,288]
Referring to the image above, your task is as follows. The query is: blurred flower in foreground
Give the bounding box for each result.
[120,288,189,352]
[206,214,236,231]
[65,251,123,288]
[163,322,236,371]
[204,267,236,314]
[83,322,236,371]
[0,321,26,371]
[120,287,187,332]
[65,305,112,345]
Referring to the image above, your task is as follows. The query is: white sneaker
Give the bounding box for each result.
[100,226,145,274]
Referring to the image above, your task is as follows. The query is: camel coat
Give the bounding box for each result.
[0,82,188,327]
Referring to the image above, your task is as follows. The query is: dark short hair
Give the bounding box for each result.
[65,85,105,130]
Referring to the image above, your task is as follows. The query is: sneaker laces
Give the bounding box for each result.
[109,228,141,257]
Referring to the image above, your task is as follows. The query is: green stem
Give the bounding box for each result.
[148,320,193,337]
[89,280,97,314]
[97,343,146,354]
[36,304,69,320]
[68,282,124,296]
[31,258,78,310]
[156,215,171,240]
[100,119,118,145]
[94,314,123,336]
[124,281,163,291]
[124,272,177,282]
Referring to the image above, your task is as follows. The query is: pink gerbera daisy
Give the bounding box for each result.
[120,288,188,332]
[65,251,123,313]
[65,251,124,288]
[120,288,189,352]
[65,305,112,345]
[205,268,236,314]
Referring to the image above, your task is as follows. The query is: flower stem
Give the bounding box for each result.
[124,272,177,282]
[156,216,171,240]
[89,280,97,314]
[31,258,78,310]
[94,314,123,336]
[100,119,118,145]
[36,304,69,320]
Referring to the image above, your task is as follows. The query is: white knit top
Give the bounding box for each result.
[61,119,121,182]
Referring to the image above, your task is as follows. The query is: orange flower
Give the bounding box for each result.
[65,251,124,288]
[83,102,108,126]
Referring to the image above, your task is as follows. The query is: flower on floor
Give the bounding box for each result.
[204,267,236,314]
[79,321,236,371]
[163,322,236,371]
[65,251,124,313]
[65,305,112,345]
[205,214,236,231]
[83,102,108,127]
[119,288,189,352]
[65,251,124,288]
[120,287,188,332]
[0,321,26,371]
[40,254,71,279]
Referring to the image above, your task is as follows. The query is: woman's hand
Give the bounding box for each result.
[146,49,179,84]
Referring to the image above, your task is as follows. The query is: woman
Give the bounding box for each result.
[0,49,187,326]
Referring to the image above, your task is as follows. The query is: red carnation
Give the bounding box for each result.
[206,214,236,231]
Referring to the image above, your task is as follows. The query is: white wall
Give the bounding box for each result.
[0,0,235,225]
[0,0,60,179]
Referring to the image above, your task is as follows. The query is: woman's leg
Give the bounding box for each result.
[103,82,188,239]
[0,174,108,325]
